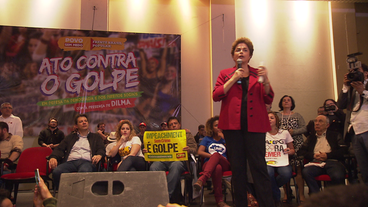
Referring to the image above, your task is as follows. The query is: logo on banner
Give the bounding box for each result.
[58,37,127,51]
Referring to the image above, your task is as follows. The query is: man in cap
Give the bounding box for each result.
[137,122,147,149]
[160,122,168,130]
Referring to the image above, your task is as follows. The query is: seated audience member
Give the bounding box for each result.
[265,112,295,207]
[194,116,231,207]
[48,114,105,190]
[33,177,56,207]
[304,106,326,138]
[302,184,368,207]
[96,122,109,145]
[300,115,346,194]
[147,117,197,203]
[109,120,146,171]
[105,132,119,170]
[137,122,147,149]
[0,102,23,137]
[38,118,65,150]
[0,121,23,174]
[194,124,206,144]
[160,122,168,130]
[0,189,12,207]
[105,132,117,155]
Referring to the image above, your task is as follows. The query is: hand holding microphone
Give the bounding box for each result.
[236,59,243,84]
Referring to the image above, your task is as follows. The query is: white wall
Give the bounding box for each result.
[234,0,335,123]
[211,0,236,117]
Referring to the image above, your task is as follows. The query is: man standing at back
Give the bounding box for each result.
[48,114,105,190]
[338,63,368,184]
[38,118,65,150]
[148,117,197,203]
[0,102,23,137]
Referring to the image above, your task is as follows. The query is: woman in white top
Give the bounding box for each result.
[266,112,295,205]
[109,120,146,171]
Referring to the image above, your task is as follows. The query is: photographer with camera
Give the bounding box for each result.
[337,60,368,185]
[322,99,345,136]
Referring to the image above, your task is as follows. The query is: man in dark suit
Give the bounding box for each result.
[300,115,346,194]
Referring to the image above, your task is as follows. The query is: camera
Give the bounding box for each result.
[346,52,364,83]
[324,105,336,112]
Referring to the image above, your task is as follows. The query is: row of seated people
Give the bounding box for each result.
[0,108,350,207]
[265,111,348,206]
[193,112,348,207]
[46,114,197,205]
[266,95,348,204]
[0,99,350,206]
[34,95,351,205]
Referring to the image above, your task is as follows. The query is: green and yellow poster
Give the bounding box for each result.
[144,129,188,161]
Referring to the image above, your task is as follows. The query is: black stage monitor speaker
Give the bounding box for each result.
[58,171,169,207]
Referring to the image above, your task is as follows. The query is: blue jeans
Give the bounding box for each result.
[117,156,146,171]
[149,161,186,198]
[302,160,345,194]
[53,159,96,189]
[267,165,292,201]
[353,131,368,184]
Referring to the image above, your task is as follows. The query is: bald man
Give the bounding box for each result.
[300,115,346,194]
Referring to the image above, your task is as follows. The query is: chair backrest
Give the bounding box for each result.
[16,147,53,174]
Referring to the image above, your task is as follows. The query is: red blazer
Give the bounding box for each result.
[213,65,274,132]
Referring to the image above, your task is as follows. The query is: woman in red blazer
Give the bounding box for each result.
[213,37,275,207]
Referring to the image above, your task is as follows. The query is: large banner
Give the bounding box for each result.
[0,26,181,136]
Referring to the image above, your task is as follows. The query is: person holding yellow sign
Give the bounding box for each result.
[108,120,146,171]
[194,116,231,207]
[147,117,197,203]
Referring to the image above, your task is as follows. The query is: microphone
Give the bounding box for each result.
[237,59,242,84]
[258,61,264,83]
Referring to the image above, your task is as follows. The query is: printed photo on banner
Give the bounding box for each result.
[144,129,187,161]
[265,138,289,167]
[0,26,181,137]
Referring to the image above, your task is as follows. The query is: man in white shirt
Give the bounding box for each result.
[0,103,23,137]
[338,63,368,184]
[48,114,105,190]
[300,115,346,194]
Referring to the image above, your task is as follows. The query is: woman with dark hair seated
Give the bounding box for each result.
[194,116,231,207]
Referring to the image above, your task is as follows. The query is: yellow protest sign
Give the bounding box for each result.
[144,129,188,161]
[58,37,126,51]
